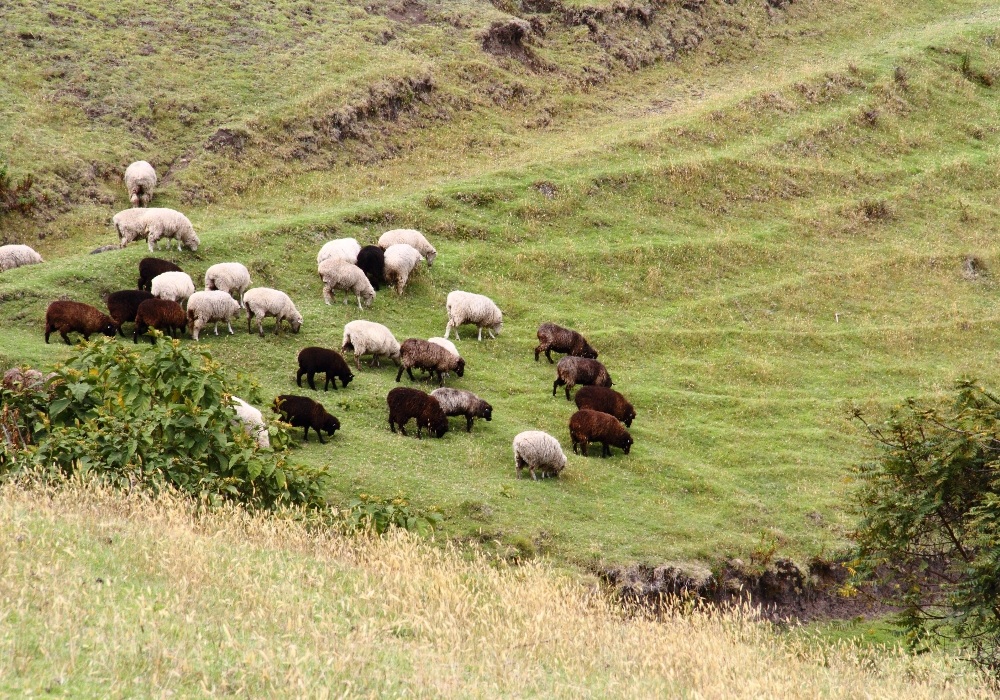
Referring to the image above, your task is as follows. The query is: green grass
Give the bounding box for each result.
[4,0,1000,570]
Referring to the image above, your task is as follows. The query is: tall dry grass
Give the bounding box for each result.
[0,480,993,698]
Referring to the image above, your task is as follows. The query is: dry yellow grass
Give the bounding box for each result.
[0,480,992,698]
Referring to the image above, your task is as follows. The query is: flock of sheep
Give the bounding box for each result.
[0,160,638,481]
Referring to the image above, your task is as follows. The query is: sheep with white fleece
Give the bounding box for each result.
[0,244,43,272]
[317,238,361,266]
[341,320,401,370]
[114,208,200,252]
[243,287,302,337]
[231,396,270,448]
[444,290,503,341]
[204,262,251,306]
[186,290,242,341]
[378,229,436,267]
[513,430,567,480]
[150,271,196,306]
[383,243,423,295]
[318,259,375,310]
[124,160,157,207]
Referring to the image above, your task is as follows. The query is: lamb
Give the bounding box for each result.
[124,160,157,207]
[138,258,182,291]
[296,347,354,391]
[444,290,503,341]
[553,356,613,400]
[272,395,340,444]
[383,243,423,295]
[512,431,567,481]
[378,229,437,267]
[341,320,401,370]
[204,262,251,306]
[133,298,187,342]
[105,290,154,336]
[44,301,119,345]
[396,338,465,386]
[114,208,200,251]
[151,271,196,306]
[574,386,636,427]
[317,238,361,266]
[186,290,242,341]
[386,387,448,439]
[430,388,492,433]
[535,323,598,363]
[243,288,303,337]
[356,245,385,290]
[230,396,270,448]
[0,244,43,272]
[318,259,375,310]
[569,409,633,457]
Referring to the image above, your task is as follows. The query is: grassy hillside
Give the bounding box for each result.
[0,481,987,698]
[4,0,1000,569]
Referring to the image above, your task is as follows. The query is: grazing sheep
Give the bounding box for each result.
[0,244,43,272]
[272,395,340,444]
[151,271,196,306]
[553,356,613,400]
[386,387,448,439]
[574,386,636,427]
[243,288,302,337]
[318,259,375,310]
[44,301,119,345]
[535,323,598,363]
[231,396,270,448]
[106,290,154,337]
[396,338,465,386]
[430,388,492,432]
[569,409,633,457]
[444,290,503,341]
[427,337,458,357]
[512,431,567,481]
[133,298,187,342]
[138,257,182,291]
[204,262,251,306]
[114,208,200,251]
[317,238,361,266]
[124,160,157,207]
[356,245,385,290]
[378,229,437,267]
[113,208,148,248]
[383,243,423,295]
[296,347,354,391]
[186,290,242,341]
[341,320,401,370]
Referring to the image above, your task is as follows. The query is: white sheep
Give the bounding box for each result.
[243,287,302,337]
[231,396,270,448]
[383,243,423,295]
[427,337,459,357]
[124,160,157,207]
[0,244,43,272]
[151,271,196,306]
[318,259,375,310]
[341,320,401,370]
[186,290,242,341]
[113,208,200,252]
[204,262,251,306]
[513,431,567,480]
[317,238,361,266]
[113,208,149,248]
[444,290,503,341]
[378,229,437,267]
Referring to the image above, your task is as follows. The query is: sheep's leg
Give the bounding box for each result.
[356,294,363,311]
[466,416,473,433]
[553,378,564,396]
[416,422,422,439]
[546,349,554,363]
[309,372,318,391]
[343,291,349,305]
[274,317,281,335]
[247,312,253,335]
[355,354,362,371]
[302,425,310,442]
[396,365,405,382]
[296,370,304,388]
[214,321,220,336]
[257,318,265,338]
[530,467,538,481]
[406,367,416,381]
[44,324,52,344]
[60,327,72,345]
[316,428,326,445]
[324,374,332,391]
[534,345,541,362]
[602,443,610,458]
[389,416,397,433]
[227,321,234,335]
[488,328,496,339]
[323,286,333,306]
[398,421,407,436]
[581,441,589,457]
[477,326,483,341]
[565,383,573,401]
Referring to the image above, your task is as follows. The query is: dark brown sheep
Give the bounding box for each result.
[535,322,598,363]
[574,386,636,427]
[396,339,465,386]
[44,301,119,345]
[133,298,187,343]
[138,257,183,292]
[569,409,633,457]
[387,387,448,438]
[356,245,385,291]
[106,289,154,337]
[296,347,354,391]
[553,356,612,400]
[272,395,340,443]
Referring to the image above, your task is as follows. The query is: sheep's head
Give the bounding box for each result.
[102,321,119,338]
[324,414,340,437]
[454,358,466,377]
[624,404,636,428]
[492,320,504,334]
[621,434,633,455]
[290,313,303,334]
[482,401,493,421]
[580,343,598,359]
[426,250,437,267]
[363,289,375,307]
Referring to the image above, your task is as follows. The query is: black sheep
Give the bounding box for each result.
[296,347,354,391]
[272,395,340,443]
[386,387,448,438]
[137,258,183,292]
[106,290,154,337]
[356,245,385,291]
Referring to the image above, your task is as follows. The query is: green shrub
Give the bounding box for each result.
[851,380,1000,673]
[342,493,443,536]
[3,335,328,509]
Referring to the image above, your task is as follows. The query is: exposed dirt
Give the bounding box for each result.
[601,557,894,622]
[385,0,428,25]
[204,128,249,154]
[480,18,535,64]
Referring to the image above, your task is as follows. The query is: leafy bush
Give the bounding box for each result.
[342,493,443,536]
[3,336,328,509]
[851,380,1000,673]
